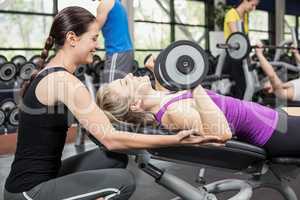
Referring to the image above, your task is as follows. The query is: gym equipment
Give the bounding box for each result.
[92,55,105,77]
[11,55,27,68]
[217,32,300,61]
[88,124,300,200]
[0,109,5,126]
[0,62,17,81]
[0,55,7,65]
[1,99,16,112]
[19,62,37,80]
[133,67,156,88]
[154,40,209,91]
[74,64,87,78]
[30,55,42,66]
[8,107,18,126]
[132,59,139,74]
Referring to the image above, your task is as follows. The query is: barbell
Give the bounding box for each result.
[154,40,209,91]
[216,32,299,61]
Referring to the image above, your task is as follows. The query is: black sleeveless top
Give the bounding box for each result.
[5,67,71,193]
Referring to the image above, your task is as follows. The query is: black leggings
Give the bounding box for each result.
[4,149,135,200]
[264,113,300,157]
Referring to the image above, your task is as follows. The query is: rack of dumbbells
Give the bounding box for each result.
[0,54,41,134]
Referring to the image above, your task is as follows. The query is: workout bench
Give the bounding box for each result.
[88,124,300,200]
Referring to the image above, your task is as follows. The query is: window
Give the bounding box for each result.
[248,10,270,45]
[134,0,207,65]
[284,15,297,41]
[0,0,54,60]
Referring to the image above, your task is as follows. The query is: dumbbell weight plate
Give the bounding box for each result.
[0,62,17,81]
[11,55,27,68]
[1,99,16,112]
[226,32,251,61]
[0,109,5,126]
[8,107,19,126]
[30,55,42,66]
[0,55,8,65]
[19,62,37,80]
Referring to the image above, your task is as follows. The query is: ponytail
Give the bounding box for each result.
[20,36,55,97]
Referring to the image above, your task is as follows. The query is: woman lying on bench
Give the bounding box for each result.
[96,56,300,157]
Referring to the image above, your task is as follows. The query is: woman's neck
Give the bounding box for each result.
[141,89,178,115]
[46,50,78,73]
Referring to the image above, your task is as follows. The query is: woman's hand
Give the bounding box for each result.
[255,42,264,56]
[176,129,225,146]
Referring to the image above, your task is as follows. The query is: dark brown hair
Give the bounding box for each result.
[21,6,96,96]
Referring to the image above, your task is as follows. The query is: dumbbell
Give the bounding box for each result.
[30,55,42,66]
[0,55,7,65]
[11,55,27,68]
[0,62,17,82]
[7,107,19,127]
[0,109,5,127]
[0,99,16,125]
[19,62,38,81]
[154,40,209,91]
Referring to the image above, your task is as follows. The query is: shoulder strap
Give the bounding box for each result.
[155,91,193,124]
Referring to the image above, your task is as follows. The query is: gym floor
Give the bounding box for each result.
[1,139,300,200]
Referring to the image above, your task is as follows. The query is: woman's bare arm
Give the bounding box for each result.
[256,45,294,100]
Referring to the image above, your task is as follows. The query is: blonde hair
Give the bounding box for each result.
[96,84,158,128]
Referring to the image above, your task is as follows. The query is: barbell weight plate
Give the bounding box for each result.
[0,55,7,65]
[154,49,173,90]
[158,40,209,91]
[0,109,5,126]
[226,32,251,61]
[0,62,17,81]
[19,62,37,80]
[11,55,27,67]
[8,107,19,126]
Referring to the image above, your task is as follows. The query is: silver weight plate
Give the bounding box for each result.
[11,55,26,67]
[0,109,5,126]
[1,100,16,111]
[20,62,36,80]
[226,32,251,60]
[0,62,17,81]
[9,107,19,126]
[160,40,208,90]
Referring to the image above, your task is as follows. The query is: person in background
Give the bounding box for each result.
[96,0,134,84]
[223,0,260,99]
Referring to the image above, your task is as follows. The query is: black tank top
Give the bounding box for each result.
[5,67,71,193]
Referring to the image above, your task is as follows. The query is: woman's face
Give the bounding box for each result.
[74,21,100,64]
[109,73,153,101]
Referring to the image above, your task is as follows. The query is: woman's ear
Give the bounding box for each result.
[130,99,143,112]
[66,31,78,47]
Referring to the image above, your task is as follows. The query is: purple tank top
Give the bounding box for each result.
[155,90,278,147]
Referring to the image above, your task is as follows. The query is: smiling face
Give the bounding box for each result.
[73,21,100,64]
